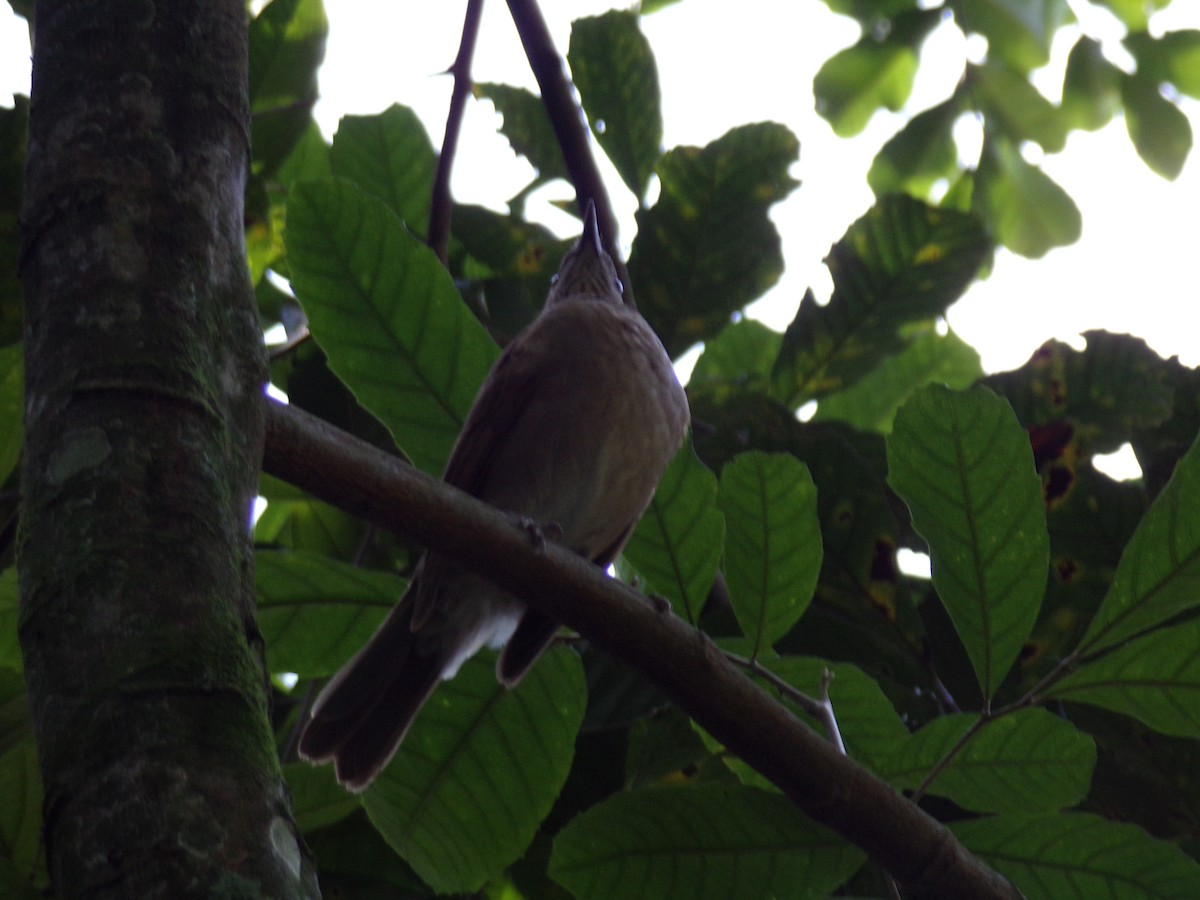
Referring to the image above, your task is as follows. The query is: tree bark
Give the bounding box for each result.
[18,3,318,896]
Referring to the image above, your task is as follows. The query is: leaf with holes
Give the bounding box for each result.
[888,384,1049,699]
[772,195,989,407]
[286,178,499,474]
[628,122,798,357]
[363,646,586,893]
[719,452,822,655]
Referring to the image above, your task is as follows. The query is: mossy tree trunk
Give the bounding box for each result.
[18,2,318,895]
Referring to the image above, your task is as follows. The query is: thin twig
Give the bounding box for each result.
[429,0,485,266]
[723,650,846,753]
[504,0,635,308]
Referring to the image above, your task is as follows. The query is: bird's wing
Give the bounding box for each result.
[411,333,548,629]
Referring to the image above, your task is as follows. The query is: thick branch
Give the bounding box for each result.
[263,399,1021,900]
[505,0,634,307]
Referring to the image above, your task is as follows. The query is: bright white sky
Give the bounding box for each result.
[2,1,1197,379]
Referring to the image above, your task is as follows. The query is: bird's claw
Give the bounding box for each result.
[513,516,562,552]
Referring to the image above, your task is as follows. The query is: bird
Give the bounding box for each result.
[298,201,691,790]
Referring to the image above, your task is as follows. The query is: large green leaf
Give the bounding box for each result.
[1061,37,1123,132]
[813,9,942,137]
[882,709,1094,813]
[719,452,823,655]
[1077,433,1200,655]
[888,384,1049,699]
[0,570,16,673]
[0,342,20,485]
[255,550,399,677]
[623,446,725,623]
[772,195,989,407]
[973,60,1067,153]
[628,122,799,357]
[474,82,568,184]
[549,783,865,900]
[329,105,438,236]
[568,11,662,199]
[363,646,586,894]
[688,319,782,396]
[1048,619,1200,739]
[285,178,499,474]
[814,323,983,433]
[283,762,361,834]
[1121,71,1193,181]
[975,134,1081,258]
[953,812,1200,899]
[956,0,1071,73]
[868,96,963,197]
[0,737,43,891]
[247,0,327,176]
[1125,29,1200,99]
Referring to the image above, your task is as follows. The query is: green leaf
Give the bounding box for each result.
[284,762,361,833]
[813,9,941,137]
[623,446,725,623]
[329,105,438,236]
[887,384,1049,699]
[0,569,21,673]
[285,178,499,474]
[814,323,983,433]
[1061,37,1123,131]
[772,195,989,406]
[255,550,399,677]
[549,783,865,900]
[1098,0,1171,31]
[1125,30,1200,98]
[753,656,910,773]
[247,0,328,176]
[1049,620,1200,739]
[957,0,1072,73]
[868,96,963,197]
[629,123,798,357]
[954,812,1200,899]
[883,710,1094,813]
[363,646,586,894]
[0,738,43,889]
[689,318,782,394]
[719,452,822,654]
[817,0,918,22]
[984,331,1174,454]
[975,134,1081,258]
[474,83,568,184]
[1121,72,1193,180]
[0,343,20,485]
[1078,434,1200,655]
[973,61,1067,153]
[255,474,366,558]
[569,11,662,199]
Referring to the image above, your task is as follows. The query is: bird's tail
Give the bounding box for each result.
[298,594,449,791]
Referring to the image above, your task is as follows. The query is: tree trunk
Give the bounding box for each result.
[18,2,318,895]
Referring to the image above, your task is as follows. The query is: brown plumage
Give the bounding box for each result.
[298,202,690,790]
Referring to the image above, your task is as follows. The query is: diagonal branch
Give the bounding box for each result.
[262,397,1021,900]
[428,0,486,265]
[505,0,635,307]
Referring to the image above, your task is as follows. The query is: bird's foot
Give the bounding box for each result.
[512,516,563,552]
